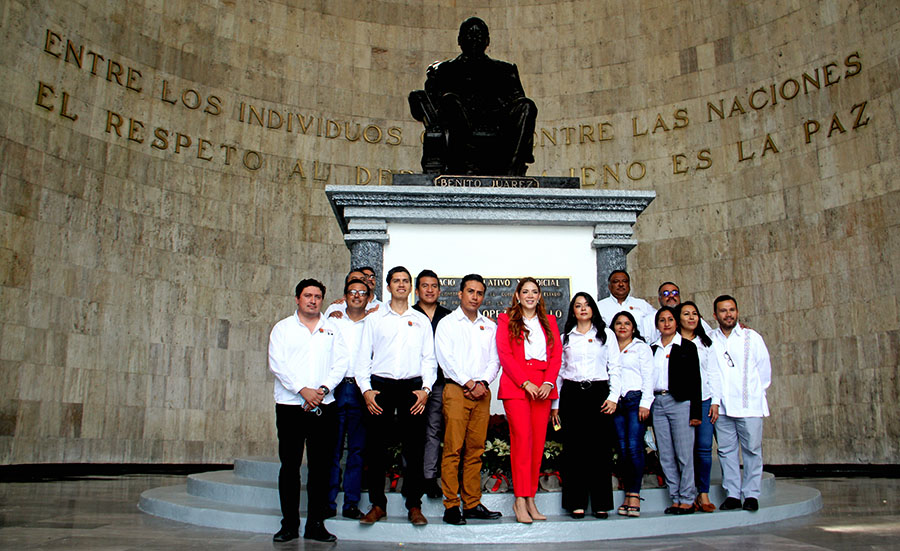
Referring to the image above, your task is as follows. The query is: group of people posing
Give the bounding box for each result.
[267,267,771,543]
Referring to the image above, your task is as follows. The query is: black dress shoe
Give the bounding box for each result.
[303,521,337,542]
[720,497,743,510]
[463,503,502,520]
[742,497,759,511]
[664,505,680,515]
[443,506,467,525]
[324,508,337,519]
[424,478,443,499]
[342,505,364,519]
[675,506,695,515]
[273,528,299,542]
[593,511,608,519]
[570,510,585,519]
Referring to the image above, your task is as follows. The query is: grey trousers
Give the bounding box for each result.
[423,380,445,479]
[651,394,696,504]
[716,415,764,500]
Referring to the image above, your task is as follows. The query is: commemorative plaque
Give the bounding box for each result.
[438,277,571,334]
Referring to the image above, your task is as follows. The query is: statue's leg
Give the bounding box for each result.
[438,93,472,174]
[503,98,538,176]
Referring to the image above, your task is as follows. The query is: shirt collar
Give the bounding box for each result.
[568,325,598,337]
[453,306,488,325]
[652,332,682,347]
[294,312,325,329]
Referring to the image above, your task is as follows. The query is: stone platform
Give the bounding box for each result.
[138,457,822,543]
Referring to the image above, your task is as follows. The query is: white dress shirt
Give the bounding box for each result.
[268,312,349,406]
[354,303,437,393]
[689,335,714,401]
[522,315,547,361]
[651,332,683,392]
[597,294,656,328]
[330,314,367,378]
[552,326,621,408]
[707,325,771,417]
[616,338,655,409]
[434,307,500,387]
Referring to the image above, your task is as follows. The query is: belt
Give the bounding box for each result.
[342,377,356,385]
[653,390,670,396]
[564,379,608,390]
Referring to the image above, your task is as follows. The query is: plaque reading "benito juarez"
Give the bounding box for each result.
[438,277,571,334]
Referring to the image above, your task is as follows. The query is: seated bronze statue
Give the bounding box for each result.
[409,17,537,176]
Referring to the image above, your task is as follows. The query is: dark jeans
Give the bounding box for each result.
[275,402,337,531]
[559,380,614,512]
[613,390,646,494]
[423,379,445,479]
[363,375,426,511]
[327,379,366,511]
[694,398,714,494]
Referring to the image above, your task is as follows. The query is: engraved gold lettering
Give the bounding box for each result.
[296,114,314,134]
[204,95,222,116]
[248,104,264,126]
[220,144,236,165]
[598,122,613,141]
[44,29,62,57]
[562,127,576,145]
[386,126,402,145]
[780,78,799,100]
[290,160,305,179]
[345,122,361,142]
[243,150,262,170]
[632,117,648,136]
[651,114,669,133]
[65,40,83,68]
[697,149,712,170]
[127,118,143,142]
[749,87,768,110]
[626,162,645,180]
[728,98,746,117]
[160,80,177,104]
[673,108,689,129]
[541,128,557,146]
[125,68,141,92]
[86,51,103,75]
[823,62,840,86]
[851,101,869,128]
[267,109,283,129]
[286,111,293,132]
[762,134,779,156]
[707,100,725,121]
[378,168,392,185]
[106,60,124,85]
[801,70,820,94]
[181,89,201,109]
[580,124,594,143]
[581,166,595,186]
[356,166,371,185]
[737,141,754,161]
[197,138,213,160]
[827,115,846,137]
[362,124,381,143]
[326,120,341,138]
[105,110,123,136]
[59,92,77,121]
[844,52,862,77]
[803,120,820,144]
[175,133,191,154]
[36,81,55,111]
[603,164,619,184]
[770,84,778,105]
[151,127,168,150]
[672,154,688,174]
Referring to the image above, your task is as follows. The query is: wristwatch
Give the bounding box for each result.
[319,385,330,395]
[422,387,431,395]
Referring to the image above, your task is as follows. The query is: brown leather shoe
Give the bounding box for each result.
[408,507,428,526]
[360,505,387,525]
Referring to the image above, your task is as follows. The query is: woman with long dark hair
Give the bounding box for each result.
[496,277,562,524]
[650,306,701,515]
[550,292,620,519]
[677,301,718,512]
[610,310,653,517]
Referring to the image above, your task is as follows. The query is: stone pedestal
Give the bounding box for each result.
[326,180,655,299]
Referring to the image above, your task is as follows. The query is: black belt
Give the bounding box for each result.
[653,390,670,396]
[342,377,356,385]
[563,379,608,390]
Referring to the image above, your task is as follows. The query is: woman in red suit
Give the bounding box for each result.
[496,277,562,524]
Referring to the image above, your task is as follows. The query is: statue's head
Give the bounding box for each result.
[458,17,489,56]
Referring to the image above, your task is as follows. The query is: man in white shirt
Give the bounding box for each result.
[268,279,349,543]
[643,281,714,342]
[325,276,373,521]
[324,267,381,318]
[356,266,437,527]
[596,270,656,331]
[433,274,503,525]
[707,294,772,512]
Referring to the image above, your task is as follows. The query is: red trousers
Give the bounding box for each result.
[503,397,551,497]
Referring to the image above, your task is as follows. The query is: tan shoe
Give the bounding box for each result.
[359,505,387,525]
[408,507,428,526]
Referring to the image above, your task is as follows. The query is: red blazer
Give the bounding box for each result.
[496,313,562,400]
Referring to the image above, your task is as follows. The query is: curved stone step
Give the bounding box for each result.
[139,477,821,543]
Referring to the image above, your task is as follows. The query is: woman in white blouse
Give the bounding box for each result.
[610,310,654,517]
[677,301,718,512]
[550,293,620,519]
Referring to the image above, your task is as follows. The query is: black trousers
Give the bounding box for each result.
[275,402,337,530]
[364,375,426,510]
[559,379,615,512]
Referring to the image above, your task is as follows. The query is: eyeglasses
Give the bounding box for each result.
[724,351,735,367]
[660,290,680,298]
[362,273,376,280]
[347,290,368,297]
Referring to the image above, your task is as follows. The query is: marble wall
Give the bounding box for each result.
[0,0,897,464]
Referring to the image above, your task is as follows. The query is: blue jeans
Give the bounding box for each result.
[613,390,645,494]
[694,398,714,494]
[327,379,366,511]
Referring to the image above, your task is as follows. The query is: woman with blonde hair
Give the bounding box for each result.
[496,278,562,524]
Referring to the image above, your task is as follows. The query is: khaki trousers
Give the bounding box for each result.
[440,382,491,509]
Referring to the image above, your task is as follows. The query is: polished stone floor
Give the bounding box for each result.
[0,475,897,550]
